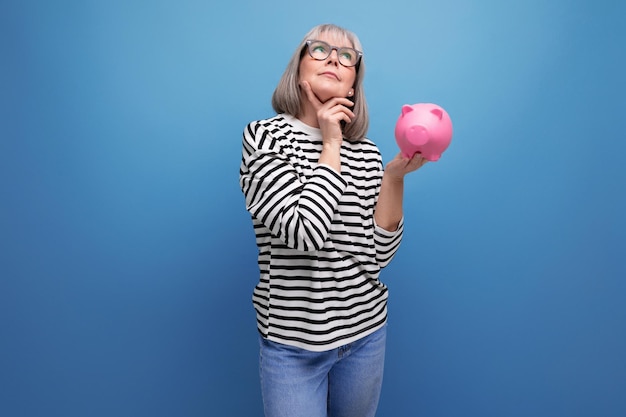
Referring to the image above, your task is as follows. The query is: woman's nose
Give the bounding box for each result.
[326,49,340,65]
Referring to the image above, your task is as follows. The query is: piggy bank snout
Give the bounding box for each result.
[407,125,429,146]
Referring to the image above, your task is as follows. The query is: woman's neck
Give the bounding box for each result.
[296,100,319,128]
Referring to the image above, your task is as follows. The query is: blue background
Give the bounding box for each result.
[1,0,624,416]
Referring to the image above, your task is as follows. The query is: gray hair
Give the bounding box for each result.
[271,24,369,141]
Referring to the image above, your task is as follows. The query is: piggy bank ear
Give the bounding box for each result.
[401,105,414,116]
[431,108,443,120]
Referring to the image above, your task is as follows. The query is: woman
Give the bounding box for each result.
[239,23,427,417]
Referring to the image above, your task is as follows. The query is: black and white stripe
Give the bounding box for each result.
[239,114,403,351]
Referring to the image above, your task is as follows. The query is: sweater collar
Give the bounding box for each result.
[281,113,322,138]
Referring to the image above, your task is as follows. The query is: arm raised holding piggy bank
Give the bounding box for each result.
[394,103,453,161]
[373,103,452,229]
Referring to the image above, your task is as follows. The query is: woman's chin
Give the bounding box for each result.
[306,84,341,103]
[315,92,340,103]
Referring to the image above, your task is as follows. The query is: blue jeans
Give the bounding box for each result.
[258,325,387,417]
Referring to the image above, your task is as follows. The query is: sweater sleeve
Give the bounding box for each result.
[239,121,348,251]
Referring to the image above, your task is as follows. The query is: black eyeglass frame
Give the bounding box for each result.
[304,40,363,68]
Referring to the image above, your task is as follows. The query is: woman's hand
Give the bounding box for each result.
[384,152,429,181]
[300,81,354,147]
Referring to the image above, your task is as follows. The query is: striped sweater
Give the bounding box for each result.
[239,113,404,351]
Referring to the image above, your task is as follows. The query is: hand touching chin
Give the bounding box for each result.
[302,81,342,103]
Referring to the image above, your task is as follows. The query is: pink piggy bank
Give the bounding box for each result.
[394,103,453,161]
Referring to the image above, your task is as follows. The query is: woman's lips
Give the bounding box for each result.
[320,71,339,80]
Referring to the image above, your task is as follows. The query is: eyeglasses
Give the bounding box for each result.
[305,40,362,67]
